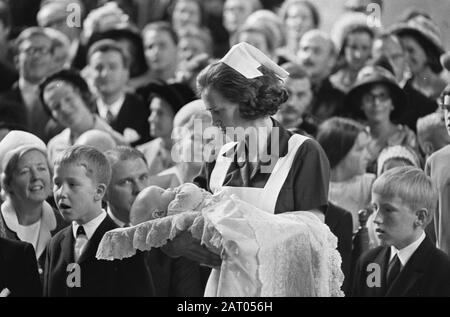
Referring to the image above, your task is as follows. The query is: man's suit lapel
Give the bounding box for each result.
[60,228,75,264]
[386,238,431,297]
[77,216,117,264]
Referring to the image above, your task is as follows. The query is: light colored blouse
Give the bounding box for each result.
[329,173,376,233]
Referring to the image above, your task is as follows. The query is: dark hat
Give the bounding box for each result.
[39,69,97,117]
[390,15,444,73]
[441,51,450,72]
[87,25,148,78]
[343,65,407,122]
[141,82,197,116]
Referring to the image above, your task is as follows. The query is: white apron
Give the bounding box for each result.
[205,133,309,296]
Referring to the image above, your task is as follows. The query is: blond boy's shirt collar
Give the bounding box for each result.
[390,232,426,268]
[72,210,107,240]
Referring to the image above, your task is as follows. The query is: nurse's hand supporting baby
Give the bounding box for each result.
[162,232,222,268]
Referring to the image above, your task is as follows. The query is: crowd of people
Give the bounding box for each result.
[1,0,450,297]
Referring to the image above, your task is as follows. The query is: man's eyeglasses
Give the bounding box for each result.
[21,46,52,57]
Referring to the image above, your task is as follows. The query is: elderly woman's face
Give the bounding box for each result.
[43,81,92,128]
[285,2,315,40]
[8,150,51,204]
[361,84,394,123]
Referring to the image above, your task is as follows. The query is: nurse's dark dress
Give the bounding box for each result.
[194,119,330,215]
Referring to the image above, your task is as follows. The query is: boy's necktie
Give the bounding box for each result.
[386,253,401,288]
[74,226,88,262]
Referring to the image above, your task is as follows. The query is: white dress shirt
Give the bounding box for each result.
[97,94,125,121]
[389,232,426,269]
[72,210,107,240]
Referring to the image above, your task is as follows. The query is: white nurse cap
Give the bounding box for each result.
[220,42,289,80]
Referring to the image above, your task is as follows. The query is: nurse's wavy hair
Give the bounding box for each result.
[196,62,288,120]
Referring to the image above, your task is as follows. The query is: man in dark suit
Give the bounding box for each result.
[0,27,58,142]
[88,39,151,147]
[104,146,206,296]
[0,237,42,297]
[351,166,450,297]
[297,30,345,122]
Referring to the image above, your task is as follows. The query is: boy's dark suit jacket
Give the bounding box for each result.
[108,93,151,147]
[0,207,68,280]
[351,237,450,297]
[0,237,42,297]
[43,215,154,297]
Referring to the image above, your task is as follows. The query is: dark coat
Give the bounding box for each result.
[0,237,42,297]
[0,207,68,280]
[43,215,155,297]
[351,237,450,297]
[108,92,151,146]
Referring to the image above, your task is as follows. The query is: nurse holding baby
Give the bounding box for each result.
[162,43,330,274]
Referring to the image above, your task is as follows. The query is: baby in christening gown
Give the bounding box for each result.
[96,183,344,297]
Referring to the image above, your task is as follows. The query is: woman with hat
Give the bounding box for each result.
[137,82,196,176]
[39,69,128,164]
[160,43,330,289]
[343,65,419,170]
[330,13,376,93]
[391,15,446,100]
[0,131,67,280]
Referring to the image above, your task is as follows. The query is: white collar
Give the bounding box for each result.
[107,206,127,228]
[390,232,426,267]
[97,94,126,120]
[1,198,57,258]
[72,210,107,240]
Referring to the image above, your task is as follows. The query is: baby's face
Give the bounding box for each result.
[130,186,176,225]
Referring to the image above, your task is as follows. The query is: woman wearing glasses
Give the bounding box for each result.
[343,65,419,170]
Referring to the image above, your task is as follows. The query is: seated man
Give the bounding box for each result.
[104,147,206,296]
[352,166,450,296]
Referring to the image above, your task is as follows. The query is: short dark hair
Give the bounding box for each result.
[316,117,366,169]
[87,39,131,69]
[142,21,178,45]
[105,146,147,168]
[54,145,111,187]
[197,62,288,120]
